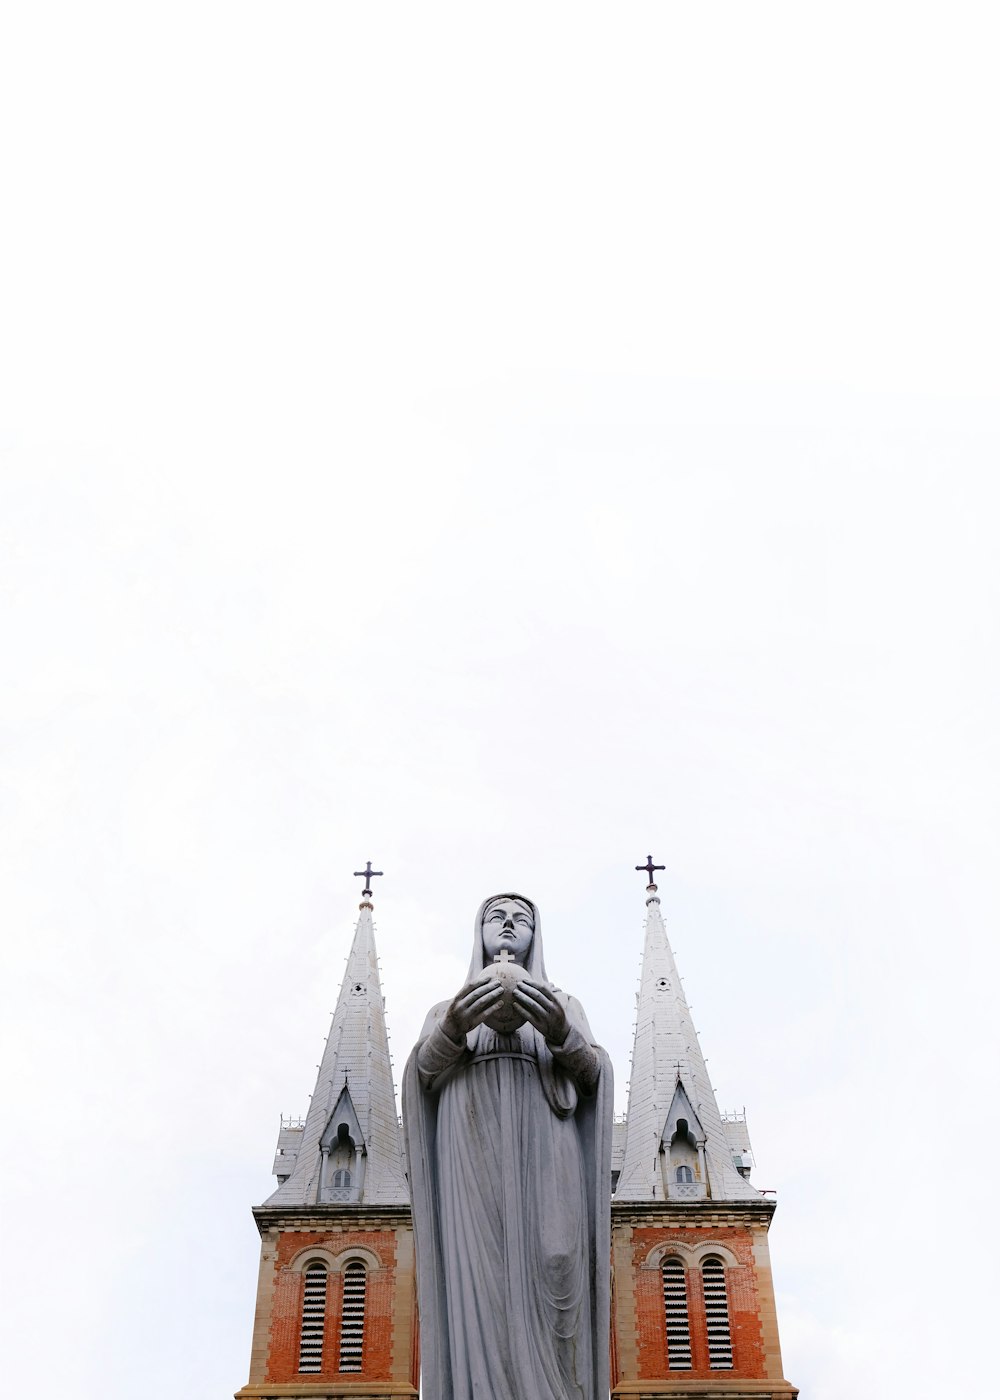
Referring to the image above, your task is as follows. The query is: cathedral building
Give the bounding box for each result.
[235,874,797,1400]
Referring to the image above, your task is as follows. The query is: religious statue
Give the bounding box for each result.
[402,894,612,1400]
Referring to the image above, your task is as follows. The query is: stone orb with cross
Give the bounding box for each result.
[481,948,530,1033]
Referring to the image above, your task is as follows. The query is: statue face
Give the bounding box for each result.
[481,897,535,966]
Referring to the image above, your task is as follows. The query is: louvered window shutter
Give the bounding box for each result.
[298,1262,327,1373]
[702,1257,734,1369]
[661,1256,692,1370]
[339,1260,367,1372]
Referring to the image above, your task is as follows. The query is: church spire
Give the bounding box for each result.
[265,888,408,1207]
[615,867,758,1202]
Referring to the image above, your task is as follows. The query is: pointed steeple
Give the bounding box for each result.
[265,894,408,1206]
[616,876,758,1202]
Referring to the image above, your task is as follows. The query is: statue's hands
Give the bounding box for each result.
[441,972,504,1041]
[513,978,569,1045]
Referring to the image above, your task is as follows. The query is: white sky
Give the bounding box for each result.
[1,5,998,1398]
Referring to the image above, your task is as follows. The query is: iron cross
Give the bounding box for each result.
[353,861,384,897]
[636,854,665,885]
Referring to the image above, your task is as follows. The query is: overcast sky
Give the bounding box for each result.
[2,6,998,1399]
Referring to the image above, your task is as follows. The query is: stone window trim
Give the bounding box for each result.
[329,1245,382,1274]
[640,1240,741,1271]
[286,1244,383,1275]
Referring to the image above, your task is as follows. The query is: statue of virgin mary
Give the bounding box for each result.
[402,893,612,1400]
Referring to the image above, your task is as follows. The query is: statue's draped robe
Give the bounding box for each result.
[402,897,612,1400]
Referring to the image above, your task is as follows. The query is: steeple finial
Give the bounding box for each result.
[353,860,383,907]
[635,853,665,898]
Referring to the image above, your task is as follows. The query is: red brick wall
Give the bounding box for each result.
[265,1229,406,1384]
[615,1225,767,1383]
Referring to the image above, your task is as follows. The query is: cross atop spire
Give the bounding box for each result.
[635,854,665,889]
[353,860,383,901]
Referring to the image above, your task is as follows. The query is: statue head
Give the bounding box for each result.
[469,891,547,983]
[481,895,535,966]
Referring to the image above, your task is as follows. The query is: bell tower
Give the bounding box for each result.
[236,882,418,1400]
[610,867,798,1399]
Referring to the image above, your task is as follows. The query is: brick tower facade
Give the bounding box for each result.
[236,894,418,1400]
[610,880,797,1399]
[237,876,796,1399]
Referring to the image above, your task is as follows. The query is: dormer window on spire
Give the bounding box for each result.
[318,1086,366,1202]
[659,1084,708,1200]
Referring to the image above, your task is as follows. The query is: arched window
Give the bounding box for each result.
[661,1256,692,1370]
[702,1256,733,1369]
[333,1168,352,1188]
[298,1261,328,1373]
[675,1165,693,1183]
[338,1260,367,1372]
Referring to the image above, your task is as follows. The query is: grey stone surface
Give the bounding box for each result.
[403,893,613,1400]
